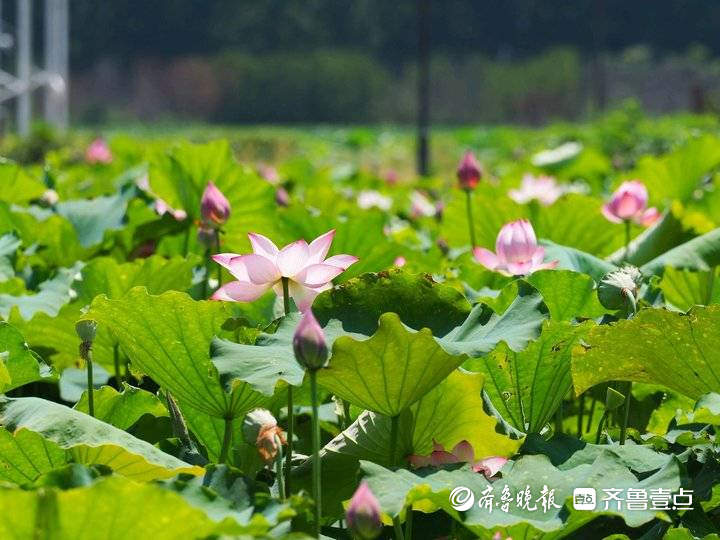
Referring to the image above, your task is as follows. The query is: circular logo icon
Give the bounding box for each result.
[449,486,475,511]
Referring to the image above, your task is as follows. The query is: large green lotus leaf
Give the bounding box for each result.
[572,306,720,399]
[0,232,20,281]
[297,370,522,517]
[278,207,399,281]
[317,313,467,417]
[659,267,719,311]
[0,322,52,393]
[148,139,279,252]
[641,227,720,276]
[15,303,116,372]
[76,255,198,304]
[0,397,203,480]
[312,269,471,336]
[0,261,83,320]
[0,428,66,484]
[0,161,46,203]
[541,241,616,282]
[212,314,356,396]
[627,134,720,203]
[467,321,592,433]
[535,194,623,257]
[85,288,267,418]
[74,384,167,431]
[525,270,607,321]
[361,451,683,533]
[440,186,527,250]
[606,205,696,267]
[0,475,245,539]
[55,190,132,248]
[0,202,87,267]
[178,400,238,464]
[438,284,548,357]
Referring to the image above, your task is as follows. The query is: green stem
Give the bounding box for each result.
[595,412,607,444]
[393,516,406,540]
[202,249,210,299]
[182,227,190,257]
[586,397,597,433]
[86,351,94,417]
[619,381,632,445]
[113,344,124,389]
[343,399,351,430]
[310,370,322,537]
[464,189,477,249]
[706,268,716,306]
[405,508,413,540]
[281,276,294,498]
[623,220,632,263]
[218,416,233,464]
[282,276,291,314]
[389,415,400,467]
[274,434,285,502]
[577,393,585,438]
[214,231,222,289]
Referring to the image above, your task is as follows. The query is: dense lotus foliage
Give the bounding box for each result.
[2,111,720,539]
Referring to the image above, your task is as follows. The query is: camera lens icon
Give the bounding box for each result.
[449,486,475,511]
[573,488,597,510]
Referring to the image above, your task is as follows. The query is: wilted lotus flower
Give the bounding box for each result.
[346,482,382,540]
[409,440,508,480]
[357,190,392,211]
[212,230,358,311]
[602,180,660,226]
[85,138,112,164]
[243,409,286,464]
[473,219,558,276]
[201,181,231,227]
[410,190,437,218]
[457,151,483,191]
[155,199,187,221]
[293,310,328,371]
[508,174,564,206]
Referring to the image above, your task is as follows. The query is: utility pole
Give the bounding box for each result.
[416,0,430,176]
[16,0,31,135]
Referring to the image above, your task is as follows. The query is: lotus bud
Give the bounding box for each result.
[598,266,642,311]
[85,138,112,164]
[346,481,382,540]
[275,187,290,207]
[200,181,231,227]
[243,408,286,464]
[293,310,328,371]
[457,151,482,191]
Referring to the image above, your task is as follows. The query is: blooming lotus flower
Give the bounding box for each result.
[410,191,437,218]
[602,180,660,226]
[346,482,382,540]
[473,219,558,276]
[357,190,392,211]
[408,440,508,480]
[293,310,328,371]
[201,181,231,227]
[212,230,358,311]
[508,174,564,206]
[393,256,406,268]
[457,151,482,191]
[85,138,112,164]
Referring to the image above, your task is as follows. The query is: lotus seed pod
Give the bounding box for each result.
[75,319,98,343]
[598,266,642,310]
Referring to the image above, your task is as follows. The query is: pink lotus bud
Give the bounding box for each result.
[457,151,482,191]
[275,187,290,207]
[85,138,112,164]
[346,482,382,540]
[200,181,231,227]
[293,310,328,371]
[384,169,399,186]
[393,256,406,268]
[602,180,660,227]
[258,165,280,184]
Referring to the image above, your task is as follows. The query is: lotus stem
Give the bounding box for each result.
[282,277,294,497]
[623,220,631,263]
[464,190,477,249]
[113,343,122,388]
[405,507,413,540]
[393,516,405,540]
[619,381,632,445]
[389,414,400,467]
[577,393,585,438]
[706,268,716,306]
[310,369,322,537]
[595,412,607,444]
[586,397,597,433]
[343,399,352,430]
[182,227,190,257]
[214,230,222,289]
[274,434,285,502]
[218,416,233,464]
[85,350,94,417]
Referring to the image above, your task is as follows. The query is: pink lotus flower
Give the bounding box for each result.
[473,219,558,276]
[212,230,358,311]
[410,191,437,218]
[201,181,231,227]
[602,180,660,226]
[85,138,112,164]
[346,482,382,540]
[457,151,483,191]
[409,440,508,480]
[393,256,406,268]
[508,174,564,206]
